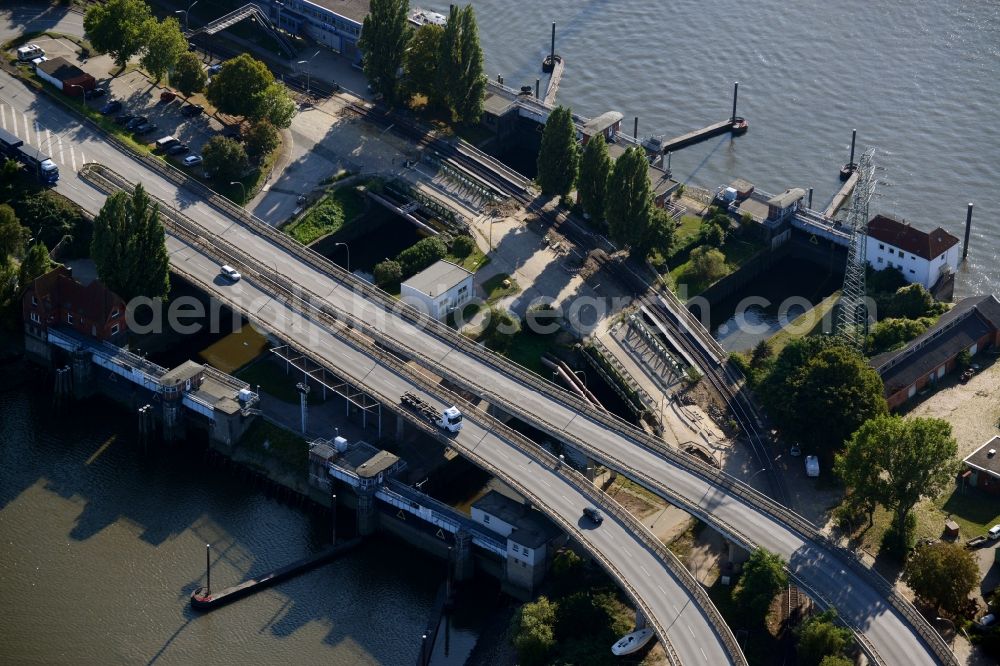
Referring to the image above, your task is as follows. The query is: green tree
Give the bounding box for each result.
[480,306,520,353]
[732,548,787,621]
[253,83,296,128]
[761,338,887,457]
[795,610,852,666]
[83,0,153,70]
[90,184,169,301]
[885,283,936,319]
[700,219,726,247]
[904,541,978,614]
[751,339,774,368]
[510,596,556,666]
[685,246,727,284]
[869,316,933,353]
[577,133,611,222]
[201,136,248,183]
[450,234,475,258]
[403,23,444,107]
[535,106,579,197]
[0,204,27,267]
[643,206,675,254]
[358,0,411,105]
[605,147,653,248]
[819,657,853,666]
[18,241,51,291]
[140,16,186,83]
[396,236,447,276]
[172,51,207,99]
[837,416,958,555]
[206,54,274,119]
[1,157,20,185]
[438,5,485,123]
[373,259,402,289]
[244,120,280,158]
[20,191,90,259]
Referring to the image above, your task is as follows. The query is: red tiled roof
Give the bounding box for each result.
[867,214,958,261]
[27,266,124,325]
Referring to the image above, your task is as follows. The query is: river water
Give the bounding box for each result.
[427,0,1000,298]
[0,382,460,665]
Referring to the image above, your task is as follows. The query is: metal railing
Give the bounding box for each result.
[82,158,956,665]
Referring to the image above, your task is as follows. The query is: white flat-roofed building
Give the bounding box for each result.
[400,260,473,321]
[866,214,959,291]
[261,0,368,62]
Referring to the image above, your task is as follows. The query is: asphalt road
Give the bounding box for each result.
[0,5,949,665]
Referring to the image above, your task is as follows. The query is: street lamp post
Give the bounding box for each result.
[176,0,199,32]
[229,180,246,204]
[296,50,320,96]
[68,84,86,109]
[334,242,350,273]
[746,467,767,484]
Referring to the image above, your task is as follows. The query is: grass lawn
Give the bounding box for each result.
[446,245,490,272]
[446,301,482,329]
[236,359,321,404]
[284,187,366,245]
[765,290,841,356]
[669,235,767,299]
[676,214,703,243]
[239,419,308,476]
[504,330,559,376]
[481,272,520,302]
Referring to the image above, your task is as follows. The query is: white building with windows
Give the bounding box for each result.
[261,0,368,63]
[400,260,474,321]
[866,214,959,291]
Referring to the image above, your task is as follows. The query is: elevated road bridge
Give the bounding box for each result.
[0,25,955,664]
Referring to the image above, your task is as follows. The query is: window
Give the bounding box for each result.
[887,248,894,255]
[66,312,73,324]
[877,257,883,264]
[939,253,945,259]
[483,515,490,523]
[511,544,519,553]
[910,255,916,260]
[909,269,915,274]
[111,308,120,318]
[30,311,40,323]
[111,323,120,335]
[878,243,885,250]
[31,295,37,306]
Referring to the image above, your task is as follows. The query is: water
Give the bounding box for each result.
[0,383,444,665]
[424,0,1000,298]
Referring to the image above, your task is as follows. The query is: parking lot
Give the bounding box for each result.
[16,36,232,168]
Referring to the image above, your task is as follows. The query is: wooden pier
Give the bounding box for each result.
[543,56,564,106]
[823,171,859,218]
[657,118,747,154]
[190,538,362,611]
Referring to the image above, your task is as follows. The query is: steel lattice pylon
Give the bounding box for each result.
[836,148,877,350]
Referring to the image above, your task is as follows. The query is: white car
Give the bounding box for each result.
[989,525,1000,540]
[183,155,203,167]
[220,264,241,281]
[805,455,820,478]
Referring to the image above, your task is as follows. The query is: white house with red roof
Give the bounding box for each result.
[865,214,959,291]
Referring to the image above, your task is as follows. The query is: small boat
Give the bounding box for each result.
[611,627,655,656]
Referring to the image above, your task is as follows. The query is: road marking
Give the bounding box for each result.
[0,105,6,130]
[33,119,40,147]
[70,146,76,172]
[700,647,708,661]
[57,135,64,164]
[657,584,666,595]
[44,129,51,155]
[79,151,86,165]
[640,564,650,576]
[539,477,552,488]
[687,624,696,638]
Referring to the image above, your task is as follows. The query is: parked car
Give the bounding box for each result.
[159,90,176,103]
[154,136,180,151]
[583,507,604,525]
[114,112,134,125]
[183,155,203,167]
[805,455,820,478]
[181,104,204,117]
[207,63,223,75]
[84,88,107,100]
[134,123,158,135]
[976,614,996,631]
[166,143,189,155]
[188,41,198,51]
[789,444,802,456]
[125,116,147,130]
[989,525,1000,540]
[220,264,241,282]
[100,100,122,115]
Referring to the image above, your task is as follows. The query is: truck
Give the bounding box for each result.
[400,392,463,433]
[0,127,59,184]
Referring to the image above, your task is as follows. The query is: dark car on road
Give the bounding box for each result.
[85,88,107,100]
[100,100,122,115]
[134,123,158,135]
[166,143,189,155]
[159,91,177,103]
[114,112,133,125]
[583,507,604,525]
[181,104,204,117]
[125,116,147,130]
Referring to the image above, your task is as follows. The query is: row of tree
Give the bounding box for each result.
[536,107,673,252]
[360,0,486,123]
[85,0,187,81]
[0,204,51,316]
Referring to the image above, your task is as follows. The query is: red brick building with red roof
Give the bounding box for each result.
[23,266,127,348]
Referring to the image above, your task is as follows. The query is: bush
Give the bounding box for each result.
[510,597,556,666]
[732,548,787,623]
[397,236,447,276]
[795,610,852,666]
[479,306,520,353]
[373,259,402,289]
[884,283,937,320]
[685,246,727,284]
[881,512,917,560]
[868,317,933,353]
[15,191,90,259]
[450,234,476,258]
